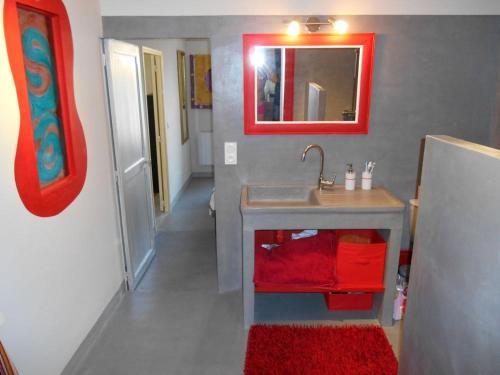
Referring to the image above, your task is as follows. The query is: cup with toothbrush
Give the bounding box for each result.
[362,161,375,190]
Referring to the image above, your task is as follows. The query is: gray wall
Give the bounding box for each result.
[400,136,500,374]
[103,16,500,292]
[493,48,500,148]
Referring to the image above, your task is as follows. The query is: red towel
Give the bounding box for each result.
[254,230,336,286]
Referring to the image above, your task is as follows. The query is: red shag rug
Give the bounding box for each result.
[244,325,397,375]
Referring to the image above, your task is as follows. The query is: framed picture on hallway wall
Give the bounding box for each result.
[177,50,189,144]
[189,54,212,109]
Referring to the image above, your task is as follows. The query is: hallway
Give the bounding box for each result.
[78,178,247,375]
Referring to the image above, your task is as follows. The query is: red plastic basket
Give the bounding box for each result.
[335,229,387,290]
[323,292,374,311]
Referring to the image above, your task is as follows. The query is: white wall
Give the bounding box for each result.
[131,39,192,205]
[185,39,214,175]
[100,0,500,16]
[0,1,124,375]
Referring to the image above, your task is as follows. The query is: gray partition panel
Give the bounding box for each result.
[400,136,500,375]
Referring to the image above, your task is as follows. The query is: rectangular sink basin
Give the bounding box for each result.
[242,185,405,212]
[246,185,318,205]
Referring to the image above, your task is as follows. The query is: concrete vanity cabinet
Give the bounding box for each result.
[240,185,405,329]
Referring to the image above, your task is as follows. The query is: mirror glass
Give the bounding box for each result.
[255,46,361,123]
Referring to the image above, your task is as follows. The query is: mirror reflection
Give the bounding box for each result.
[255,46,360,123]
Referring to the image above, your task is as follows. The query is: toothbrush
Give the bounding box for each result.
[364,161,376,174]
[368,162,376,174]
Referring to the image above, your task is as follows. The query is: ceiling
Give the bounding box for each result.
[100,0,500,16]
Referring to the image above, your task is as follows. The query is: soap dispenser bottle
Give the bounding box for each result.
[345,163,356,191]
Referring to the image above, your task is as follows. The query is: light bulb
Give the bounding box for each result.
[287,20,301,36]
[333,19,348,34]
[250,48,265,68]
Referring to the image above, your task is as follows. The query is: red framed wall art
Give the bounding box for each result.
[4,0,87,217]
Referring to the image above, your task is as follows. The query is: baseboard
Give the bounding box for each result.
[61,281,126,375]
[170,175,192,209]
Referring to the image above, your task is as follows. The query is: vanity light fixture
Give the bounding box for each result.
[286,17,349,35]
[332,19,349,34]
[287,20,301,36]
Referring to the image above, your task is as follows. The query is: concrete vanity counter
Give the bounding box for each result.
[240,184,405,329]
[241,185,405,213]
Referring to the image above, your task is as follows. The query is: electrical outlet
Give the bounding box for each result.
[225,142,237,165]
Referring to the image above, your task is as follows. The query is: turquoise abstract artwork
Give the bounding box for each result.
[18,8,67,187]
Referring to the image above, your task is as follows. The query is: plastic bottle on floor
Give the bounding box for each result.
[393,290,407,320]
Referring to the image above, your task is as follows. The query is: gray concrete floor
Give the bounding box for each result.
[77,177,402,375]
[78,178,246,375]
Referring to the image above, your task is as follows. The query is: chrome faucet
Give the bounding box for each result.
[301,144,336,190]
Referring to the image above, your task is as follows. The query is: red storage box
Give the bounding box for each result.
[323,292,373,311]
[335,229,387,290]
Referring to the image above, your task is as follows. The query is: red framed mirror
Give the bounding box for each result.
[243,33,375,135]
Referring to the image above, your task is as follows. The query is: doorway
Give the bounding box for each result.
[142,47,170,218]
[102,39,156,290]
